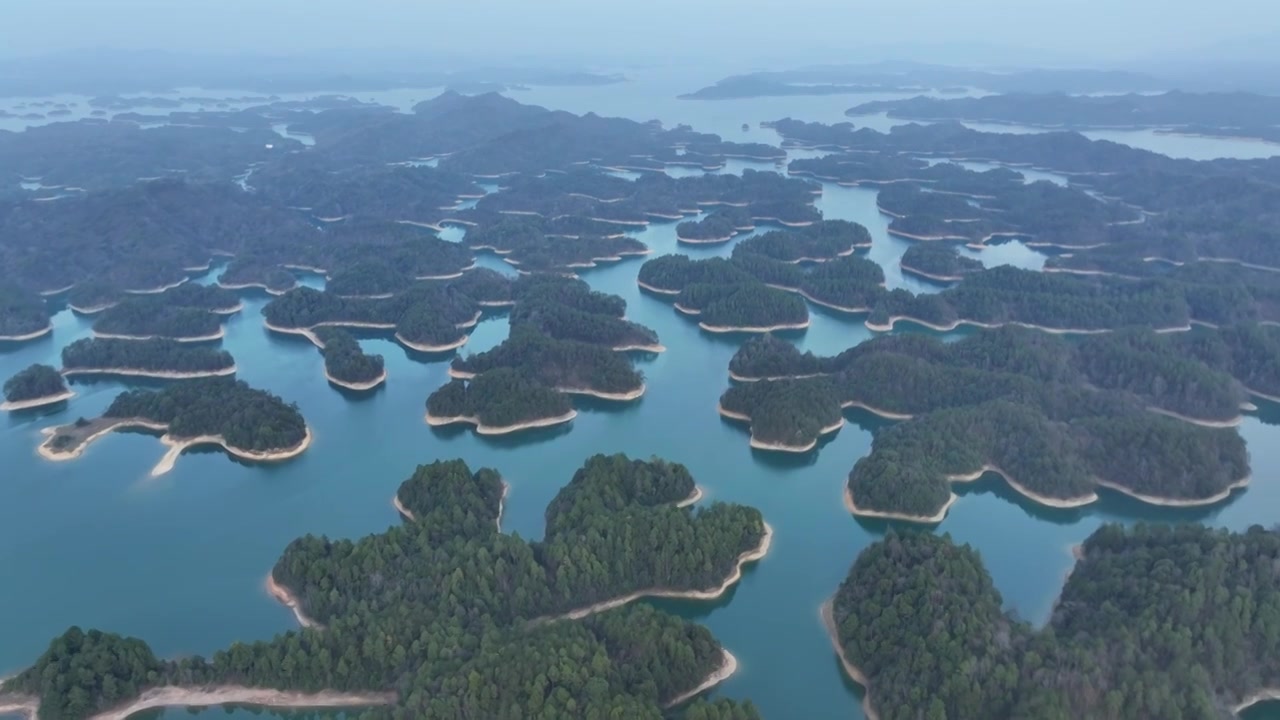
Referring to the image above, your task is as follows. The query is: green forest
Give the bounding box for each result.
[722,327,1257,514]
[315,327,385,386]
[453,325,645,396]
[0,454,769,719]
[3,363,68,402]
[61,337,234,374]
[104,378,307,451]
[0,283,50,337]
[832,525,1280,719]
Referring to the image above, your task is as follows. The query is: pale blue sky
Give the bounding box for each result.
[1,0,1275,65]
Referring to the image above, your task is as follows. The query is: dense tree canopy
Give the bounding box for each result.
[3,363,68,402]
[103,378,308,451]
[833,525,1280,720]
[61,337,234,374]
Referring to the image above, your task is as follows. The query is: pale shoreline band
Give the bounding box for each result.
[38,418,313,477]
[426,409,579,435]
[547,522,773,621]
[1,390,75,411]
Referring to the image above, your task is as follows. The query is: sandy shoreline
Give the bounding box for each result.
[0,325,53,342]
[93,328,225,343]
[865,314,1121,335]
[677,233,736,244]
[447,368,644,401]
[558,384,646,401]
[0,696,35,719]
[613,342,667,352]
[728,370,826,383]
[845,464,1098,524]
[1094,475,1249,508]
[125,278,188,295]
[149,427,313,477]
[425,409,578,435]
[677,485,704,508]
[665,649,739,707]
[1233,688,1280,714]
[700,318,811,333]
[798,290,873,314]
[840,400,914,421]
[845,485,957,523]
[37,417,311,474]
[820,599,881,720]
[217,280,294,296]
[395,332,469,353]
[69,301,119,314]
[636,280,681,295]
[716,399,844,453]
[38,419,170,462]
[1,390,75,411]
[899,264,965,283]
[551,522,773,621]
[265,573,322,629]
[392,493,415,521]
[87,686,394,720]
[1147,406,1243,428]
[62,364,237,379]
[325,367,387,391]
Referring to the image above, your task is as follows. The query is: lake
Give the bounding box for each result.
[1,66,1277,719]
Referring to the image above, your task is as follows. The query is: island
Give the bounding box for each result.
[262,283,482,353]
[639,246,886,329]
[829,524,1280,719]
[427,367,578,434]
[676,210,751,244]
[60,337,236,379]
[314,327,386,391]
[92,285,241,341]
[0,454,769,718]
[464,216,651,274]
[899,244,985,282]
[509,275,663,352]
[721,327,1257,516]
[451,325,646,401]
[2,364,73,411]
[37,378,310,476]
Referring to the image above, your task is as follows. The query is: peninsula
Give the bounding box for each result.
[38,379,310,474]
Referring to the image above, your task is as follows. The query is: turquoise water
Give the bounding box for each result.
[3,76,1279,720]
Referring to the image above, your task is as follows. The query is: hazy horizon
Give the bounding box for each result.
[3,0,1278,69]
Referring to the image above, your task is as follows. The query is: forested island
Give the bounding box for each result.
[262,282,484,353]
[314,327,386,391]
[847,91,1280,142]
[640,231,885,329]
[425,277,656,433]
[1,455,768,718]
[829,524,1280,719]
[722,327,1258,516]
[452,325,646,401]
[38,378,310,476]
[2,363,72,411]
[92,285,241,341]
[61,337,236,379]
[899,244,984,282]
